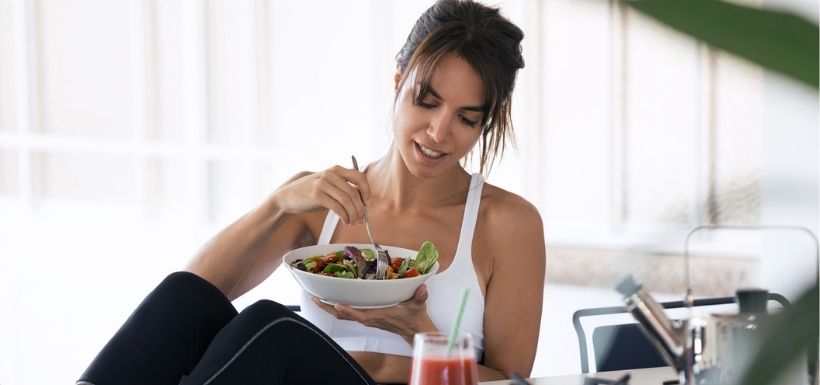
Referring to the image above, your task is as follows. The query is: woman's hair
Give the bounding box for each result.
[396,0,525,175]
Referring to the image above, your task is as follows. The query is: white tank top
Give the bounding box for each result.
[298,173,486,360]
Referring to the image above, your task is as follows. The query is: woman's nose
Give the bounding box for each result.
[426,113,451,143]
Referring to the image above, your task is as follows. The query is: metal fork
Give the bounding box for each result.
[351,155,390,279]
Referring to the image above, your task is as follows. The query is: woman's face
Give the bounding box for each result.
[392,53,485,179]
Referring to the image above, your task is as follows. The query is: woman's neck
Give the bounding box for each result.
[367,145,472,213]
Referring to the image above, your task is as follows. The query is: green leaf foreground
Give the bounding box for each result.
[627,0,818,88]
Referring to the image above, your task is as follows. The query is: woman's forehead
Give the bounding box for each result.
[415,54,486,107]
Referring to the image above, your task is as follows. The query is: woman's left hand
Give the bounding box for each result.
[311,284,438,343]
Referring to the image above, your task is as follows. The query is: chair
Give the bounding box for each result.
[572,294,791,373]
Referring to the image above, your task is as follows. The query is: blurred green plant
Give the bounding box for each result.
[733,283,818,385]
[626,0,819,88]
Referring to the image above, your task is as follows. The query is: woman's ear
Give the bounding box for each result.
[393,67,402,91]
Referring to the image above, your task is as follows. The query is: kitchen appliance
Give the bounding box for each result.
[616,225,818,385]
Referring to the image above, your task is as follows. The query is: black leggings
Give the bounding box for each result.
[78,271,378,385]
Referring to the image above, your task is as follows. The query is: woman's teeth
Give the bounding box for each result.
[417,142,444,159]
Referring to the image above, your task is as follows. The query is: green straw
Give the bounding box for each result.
[446,288,470,357]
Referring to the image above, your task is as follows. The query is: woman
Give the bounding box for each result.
[78,1,545,384]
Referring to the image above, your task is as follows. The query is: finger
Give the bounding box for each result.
[328,166,369,225]
[325,186,359,225]
[355,174,371,203]
[323,171,366,222]
[326,169,367,213]
[352,171,371,203]
[413,284,429,302]
[335,165,371,203]
[334,304,368,323]
[310,296,343,318]
[320,182,360,224]
[316,191,353,226]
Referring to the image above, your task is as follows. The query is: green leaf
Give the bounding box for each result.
[302,255,323,271]
[414,241,439,275]
[734,283,818,385]
[337,271,355,279]
[626,0,819,88]
[323,263,355,279]
[398,257,411,277]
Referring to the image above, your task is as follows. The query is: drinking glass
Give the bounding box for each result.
[408,332,478,385]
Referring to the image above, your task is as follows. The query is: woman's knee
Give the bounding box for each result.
[240,300,296,322]
[159,271,217,295]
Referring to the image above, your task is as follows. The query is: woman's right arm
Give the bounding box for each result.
[186,167,370,301]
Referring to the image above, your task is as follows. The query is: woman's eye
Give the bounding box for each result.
[459,115,478,127]
[415,100,436,109]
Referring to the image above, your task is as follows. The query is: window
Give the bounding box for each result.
[537,0,775,257]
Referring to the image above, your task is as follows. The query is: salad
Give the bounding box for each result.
[290,241,438,280]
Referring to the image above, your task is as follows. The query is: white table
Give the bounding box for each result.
[480,366,678,385]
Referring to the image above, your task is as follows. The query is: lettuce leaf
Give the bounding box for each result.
[414,241,438,275]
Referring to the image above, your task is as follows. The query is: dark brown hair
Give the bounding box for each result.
[395,0,524,175]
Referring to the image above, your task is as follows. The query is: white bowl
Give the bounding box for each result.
[283,243,439,309]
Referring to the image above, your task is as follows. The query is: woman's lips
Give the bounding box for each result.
[415,141,445,159]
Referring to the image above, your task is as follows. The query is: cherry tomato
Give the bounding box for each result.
[405,268,419,278]
[311,259,326,273]
[390,258,404,271]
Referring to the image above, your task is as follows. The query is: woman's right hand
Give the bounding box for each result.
[272,166,370,225]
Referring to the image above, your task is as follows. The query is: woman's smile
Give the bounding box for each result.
[414,140,446,160]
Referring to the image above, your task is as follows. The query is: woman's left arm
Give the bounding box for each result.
[479,196,546,380]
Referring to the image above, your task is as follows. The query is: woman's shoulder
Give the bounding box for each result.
[479,182,542,228]
[477,182,546,270]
